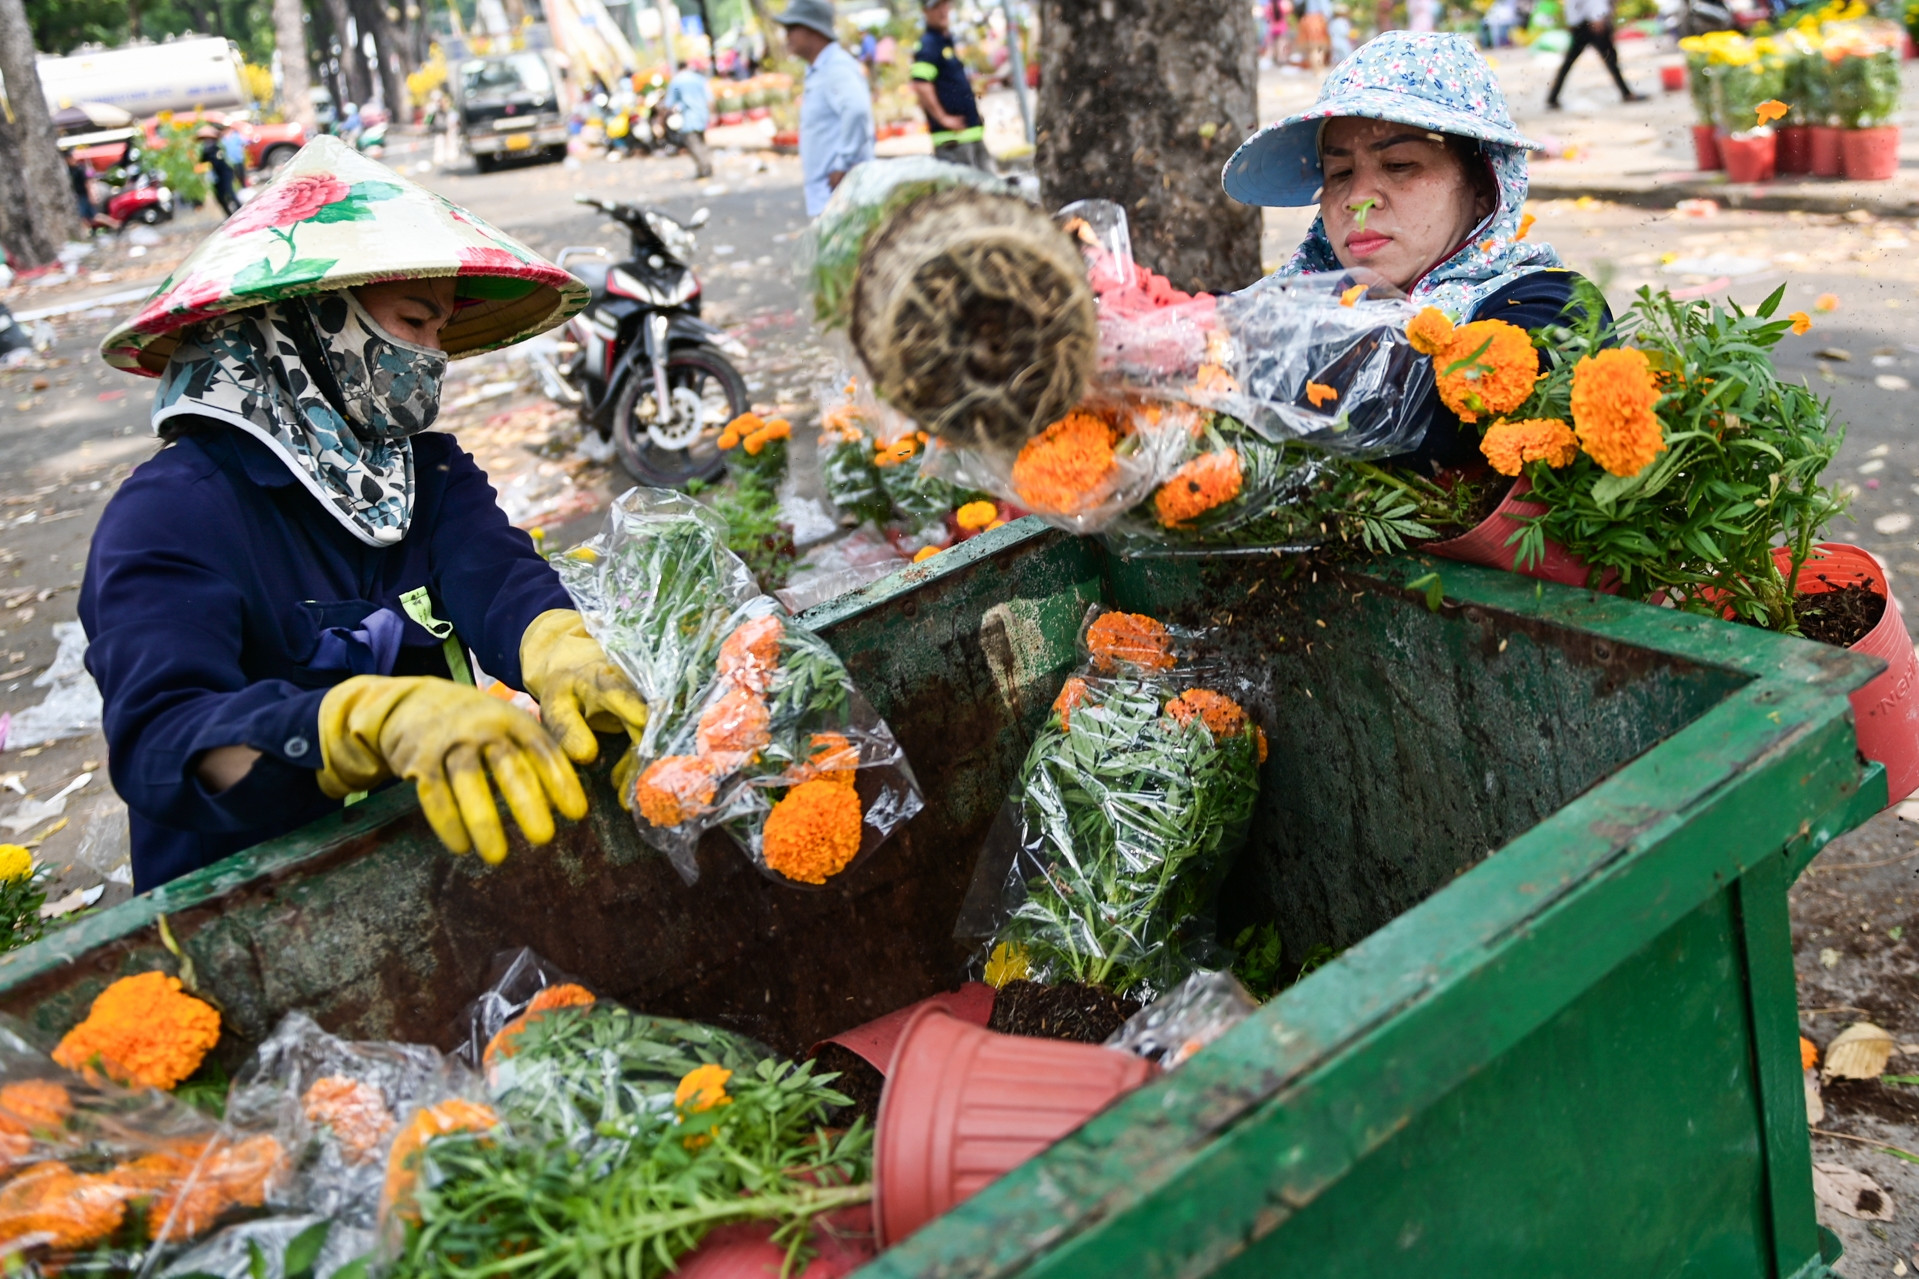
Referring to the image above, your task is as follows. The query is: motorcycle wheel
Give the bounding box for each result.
[137,206,163,225]
[611,343,747,488]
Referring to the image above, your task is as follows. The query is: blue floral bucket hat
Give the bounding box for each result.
[1222,32,1541,208]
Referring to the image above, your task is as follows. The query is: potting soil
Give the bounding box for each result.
[1796,579,1887,648]
[811,1041,885,1126]
[987,980,1141,1044]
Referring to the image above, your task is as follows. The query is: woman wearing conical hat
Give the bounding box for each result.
[85,137,647,891]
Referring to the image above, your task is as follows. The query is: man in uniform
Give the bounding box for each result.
[911,0,991,172]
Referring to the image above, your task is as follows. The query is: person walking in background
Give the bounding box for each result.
[1547,0,1646,107]
[912,0,990,171]
[661,57,715,179]
[221,126,248,190]
[1483,0,1518,45]
[1328,6,1355,62]
[199,125,240,216]
[67,150,95,223]
[778,0,875,216]
[1298,0,1332,69]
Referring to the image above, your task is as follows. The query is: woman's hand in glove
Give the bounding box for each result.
[519,608,649,763]
[316,675,588,864]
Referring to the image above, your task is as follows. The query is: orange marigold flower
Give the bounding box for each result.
[302,1076,394,1165]
[382,1099,498,1222]
[1406,306,1455,357]
[1789,310,1812,335]
[742,417,790,455]
[697,686,772,757]
[718,615,782,694]
[139,1134,284,1241]
[1153,450,1242,526]
[718,411,762,451]
[1305,381,1339,408]
[674,1063,733,1114]
[1569,347,1665,478]
[1515,212,1537,241]
[955,500,999,531]
[912,545,940,563]
[1755,98,1789,125]
[1814,293,1840,313]
[0,1162,126,1251]
[632,755,720,829]
[1432,319,1537,424]
[1053,676,1090,732]
[1256,726,1269,765]
[1194,363,1239,394]
[1165,688,1249,739]
[787,732,858,789]
[1010,410,1120,515]
[1479,417,1579,477]
[52,972,220,1092]
[482,982,599,1067]
[0,1082,71,1137]
[1339,283,1368,307]
[1801,1035,1819,1071]
[1086,611,1174,673]
[762,779,863,885]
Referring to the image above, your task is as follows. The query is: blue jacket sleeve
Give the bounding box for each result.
[80,457,333,836]
[421,437,573,691]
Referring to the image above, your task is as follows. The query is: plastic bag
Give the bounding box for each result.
[814,372,984,540]
[556,489,923,885]
[1103,970,1260,1071]
[982,607,1264,1000]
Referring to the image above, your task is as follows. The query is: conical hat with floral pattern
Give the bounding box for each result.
[102,135,589,376]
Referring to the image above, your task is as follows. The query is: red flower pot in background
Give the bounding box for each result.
[874,1008,1155,1247]
[1691,122,1723,170]
[812,982,996,1073]
[1773,543,1919,807]
[1720,130,1777,183]
[1841,125,1901,180]
[1811,125,1844,176]
[1427,476,1610,591]
[674,1206,877,1279]
[1777,125,1813,173]
[1661,63,1688,92]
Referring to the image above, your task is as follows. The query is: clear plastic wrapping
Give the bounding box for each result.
[1102,970,1261,1070]
[982,607,1264,999]
[557,488,923,885]
[815,372,986,542]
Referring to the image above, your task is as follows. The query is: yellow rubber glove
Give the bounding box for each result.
[316,675,588,865]
[519,608,649,764]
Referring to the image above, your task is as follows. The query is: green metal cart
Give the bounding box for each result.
[0,520,1881,1277]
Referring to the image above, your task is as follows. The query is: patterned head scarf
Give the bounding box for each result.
[151,293,446,546]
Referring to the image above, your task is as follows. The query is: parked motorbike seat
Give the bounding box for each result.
[571,260,611,298]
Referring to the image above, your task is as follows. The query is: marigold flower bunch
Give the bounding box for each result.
[1010,408,1123,515]
[1480,417,1580,477]
[1153,450,1243,526]
[762,777,862,885]
[1569,347,1665,478]
[382,1098,499,1222]
[1429,318,1538,424]
[955,499,1000,532]
[483,983,598,1067]
[0,1160,126,1251]
[1086,610,1175,673]
[53,972,220,1092]
[302,1074,395,1164]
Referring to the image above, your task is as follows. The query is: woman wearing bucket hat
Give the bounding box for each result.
[1221,32,1609,471]
[83,137,649,891]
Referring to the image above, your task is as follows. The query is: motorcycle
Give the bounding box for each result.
[537,195,751,487]
[96,161,173,229]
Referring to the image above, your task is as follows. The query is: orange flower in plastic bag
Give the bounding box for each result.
[0,1081,71,1138]
[382,1099,498,1222]
[632,755,719,828]
[1086,612,1174,674]
[52,972,220,1091]
[762,779,863,885]
[717,615,782,694]
[1052,676,1091,732]
[955,500,999,532]
[303,1076,395,1164]
[1010,410,1120,515]
[1432,319,1537,424]
[0,1161,126,1250]
[1153,450,1242,526]
[1570,347,1664,478]
[1406,306,1455,357]
[787,732,858,789]
[1305,381,1339,408]
[483,983,598,1067]
[1801,1035,1819,1070]
[142,1134,285,1241]
[1339,283,1368,307]
[717,412,762,451]
[696,686,772,757]
[1165,688,1249,739]
[1480,417,1579,477]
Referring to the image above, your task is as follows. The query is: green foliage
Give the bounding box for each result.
[0,867,48,955]
[145,121,211,208]
[1707,56,1787,131]
[1229,923,1284,1001]
[28,0,278,62]
[1829,45,1902,127]
[709,465,798,591]
[819,432,893,526]
[1514,282,1846,633]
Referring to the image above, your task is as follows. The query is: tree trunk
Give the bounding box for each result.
[321,0,373,106]
[351,0,407,115]
[273,0,318,130]
[1034,0,1262,295]
[0,0,76,269]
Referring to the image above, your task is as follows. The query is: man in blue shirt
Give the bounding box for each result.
[777,0,875,216]
[911,0,990,172]
[660,57,715,179]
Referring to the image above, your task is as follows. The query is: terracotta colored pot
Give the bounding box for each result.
[1810,125,1844,177]
[1426,476,1607,591]
[1841,125,1900,181]
[1774,543,1919,806]
[1721,130,1777,183]
[674,1206,877,1279]
[1776,125,1813,173]
[874,1008,1155,1247]
[812,981,997,1073]
[1691,122,1723,171]
[1661,63,1688,92]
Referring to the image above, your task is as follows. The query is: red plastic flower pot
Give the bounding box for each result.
[1841,125,1900,181]
[1426,476,1611,591]
[1691,122,1723,171]
[674,1205,877,1279]
[874,1008,1156,1247]
[1661,62,1688,92]
[1811,125,1844,177]
[1721,130,1777,183]
[1772,543,1919,806]
[1777,125,1813,173]
[811,981,997,1073]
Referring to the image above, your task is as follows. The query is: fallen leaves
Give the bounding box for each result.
[1825,1022,1895,1081]
[1813,1161,1895,1221]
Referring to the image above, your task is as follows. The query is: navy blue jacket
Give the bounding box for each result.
[79,423,571,891]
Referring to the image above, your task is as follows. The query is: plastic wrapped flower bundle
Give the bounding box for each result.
[813,374,996,543]
[983,607,1264,999]
[557,488,922,885]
